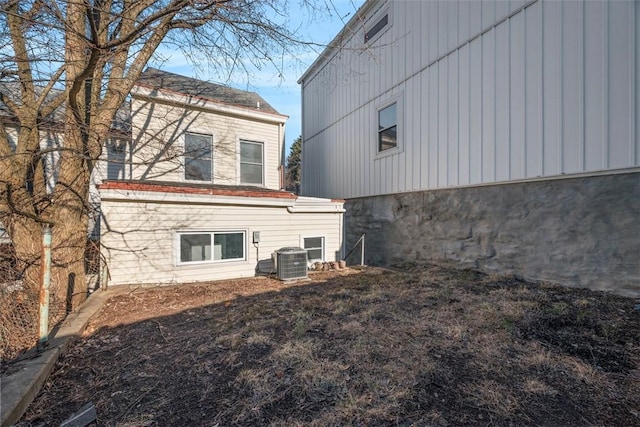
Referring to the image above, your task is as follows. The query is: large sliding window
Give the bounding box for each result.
[178,231,245,264]
[240,140,263,185]
[184,133,212,181]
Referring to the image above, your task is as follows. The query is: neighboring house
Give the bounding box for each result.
[98,69,344,286]
[299,0,639,296]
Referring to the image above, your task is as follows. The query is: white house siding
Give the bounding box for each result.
[130,88,285,190]
[300,0,640,199]
[99,186,344,286]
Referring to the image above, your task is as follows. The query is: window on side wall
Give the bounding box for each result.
[303,236,325,263]
[240,140,264,185]
[178,231,246,264]
[184,132,212,181]
[378,102,397,152]
[365,13,389,43]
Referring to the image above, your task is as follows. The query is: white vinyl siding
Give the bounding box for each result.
[300,0,640,199]
[130,97,282,189]
[100,192,344,285]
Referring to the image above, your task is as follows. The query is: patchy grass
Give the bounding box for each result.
[20,265,640,426]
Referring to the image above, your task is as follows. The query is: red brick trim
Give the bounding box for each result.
[98,181,297,200]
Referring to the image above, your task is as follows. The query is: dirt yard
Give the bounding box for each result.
[20,265,640,426]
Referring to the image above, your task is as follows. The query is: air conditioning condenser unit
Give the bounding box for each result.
[276,247,308,280]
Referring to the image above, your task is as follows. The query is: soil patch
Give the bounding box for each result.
[20,266,640,426]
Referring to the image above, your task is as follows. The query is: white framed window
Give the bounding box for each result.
[378,102,397,152]
[106,139,127,180]
[364,6,392,44]
[240,140,264,185]
[302,236,325,263]
[375,93,403,158]
[365,13,388,42]
[184,132,212,181]
[177,231,246,264]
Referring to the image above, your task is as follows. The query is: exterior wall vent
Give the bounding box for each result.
[276,247,308,280]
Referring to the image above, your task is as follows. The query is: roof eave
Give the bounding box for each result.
[131,84,288,124]
[298,0,380,84]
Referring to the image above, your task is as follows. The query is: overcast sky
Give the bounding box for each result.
[156,0,365,155]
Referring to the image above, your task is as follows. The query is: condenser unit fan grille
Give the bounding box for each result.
[276,247,308,280]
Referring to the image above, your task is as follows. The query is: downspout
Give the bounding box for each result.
[38,225,52,351]
[299,83,305,194]
[341,208,345,260]
[278,122,284,189]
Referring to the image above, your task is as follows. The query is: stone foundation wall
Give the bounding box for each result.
[345,172,640,297]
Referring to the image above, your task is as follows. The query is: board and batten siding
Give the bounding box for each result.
[300,0,640,199]
[130,95,283,189]
[100,190,344,285]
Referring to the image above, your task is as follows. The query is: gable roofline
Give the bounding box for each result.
[134,68,288,124]
[298,0,380,84]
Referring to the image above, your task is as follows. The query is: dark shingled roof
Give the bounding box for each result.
[136,68,281,115]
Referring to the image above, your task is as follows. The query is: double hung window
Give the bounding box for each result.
[303,236,325,263]
[240,140,264,185]
[378,103,397,152]
[184,133,212,181]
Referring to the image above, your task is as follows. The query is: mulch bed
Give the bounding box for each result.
[19,265,640,426]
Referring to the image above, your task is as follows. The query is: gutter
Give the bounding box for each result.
[286,205,345,214]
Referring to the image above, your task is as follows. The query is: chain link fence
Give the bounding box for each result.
[0,240,101,371]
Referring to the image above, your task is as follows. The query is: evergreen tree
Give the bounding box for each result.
[286,136,302,193]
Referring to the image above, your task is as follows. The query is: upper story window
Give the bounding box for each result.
[106,139,127,180]
[240,140,263,185]
[184,132,212,181]
[365,13,389,43]
[378,102,397,152]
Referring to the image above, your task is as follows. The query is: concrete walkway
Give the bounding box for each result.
[1,289,119,427]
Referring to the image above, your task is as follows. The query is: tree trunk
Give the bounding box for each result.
[51,210,89,310]
[10,217,43,295]
[10,212,88,317]
[51,148,91,309]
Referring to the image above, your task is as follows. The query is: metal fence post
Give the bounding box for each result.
[100,257,108,291]
[38,225,52,351]
[360,234,365,266]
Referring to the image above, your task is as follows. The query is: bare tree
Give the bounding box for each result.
[0,0,322,311]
